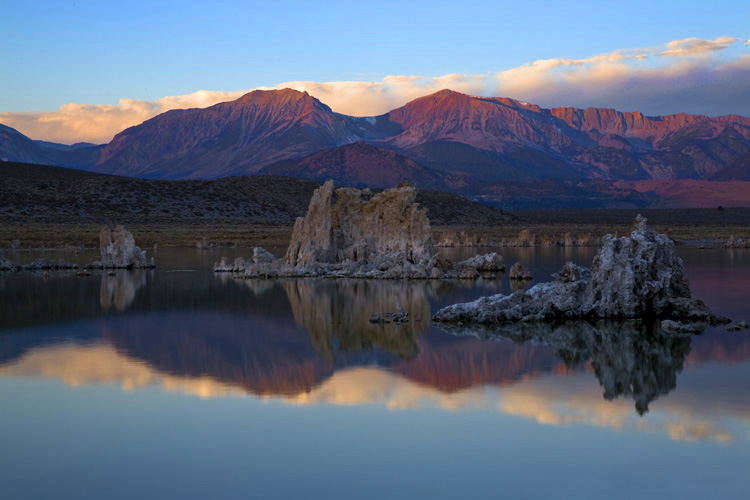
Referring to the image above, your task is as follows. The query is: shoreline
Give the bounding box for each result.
[2,219,749,250]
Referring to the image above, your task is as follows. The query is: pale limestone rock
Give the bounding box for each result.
[434,216,725,324]
[92,226,154,269]
[285,181,432,268]
[253,247,275,264]
[722,236,750,248]
[583,215,689,318]
[286,180,336,266]
[215,181,506,280]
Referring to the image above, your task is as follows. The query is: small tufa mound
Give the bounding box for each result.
[88,225,155,269]
[369,296,409,325]
[0,250,19,272]
[1,250,79,272]
[727,321,749,332]
[433,216,726,324]
[509,262,532,280]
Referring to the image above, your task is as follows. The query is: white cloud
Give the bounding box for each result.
[0,89,251,145]
[659,36,738,57]
[1,36,747,144]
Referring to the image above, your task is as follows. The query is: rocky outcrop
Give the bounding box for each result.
[509,262,532,281]
[253,247,275,264]
[215,181,505,279]
[0,250,17,271]
[727,321,750,332]
[286,180,431,266]
[213,248,278,273]
[0,250,79,272]
[22,259,79,271]
[722,236,750,248]
[434,216,726,324]
[88,226,155,269]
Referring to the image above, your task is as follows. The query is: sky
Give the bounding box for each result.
[1,0,749,144]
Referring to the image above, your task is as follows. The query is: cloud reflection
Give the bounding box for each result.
[1,343,747,444]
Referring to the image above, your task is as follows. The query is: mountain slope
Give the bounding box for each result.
[93,89,397,179]
[260,141,463,189]
[0,124,101,167]
[4,88,750,183]
[380,90,750,181]
[0,161,513,226]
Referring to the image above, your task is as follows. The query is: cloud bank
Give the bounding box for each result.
[2,36,748,144]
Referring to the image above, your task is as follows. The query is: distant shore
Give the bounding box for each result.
[3,207,750,249]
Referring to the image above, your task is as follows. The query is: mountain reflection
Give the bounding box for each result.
[2,265,750,444]
[437,320,692,414]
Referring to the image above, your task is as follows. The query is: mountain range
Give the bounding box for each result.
[2,88,750,207]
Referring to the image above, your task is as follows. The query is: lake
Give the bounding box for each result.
[1,246,749,499]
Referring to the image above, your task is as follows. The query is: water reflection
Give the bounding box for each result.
[438,320,693,414]
[1,247,749,447]
[99,270,146,311]
[283,279,436,361]
[1,338,748,444]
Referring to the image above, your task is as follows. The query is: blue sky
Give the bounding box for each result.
[1,0,749,143]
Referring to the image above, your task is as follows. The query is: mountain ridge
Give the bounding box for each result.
[1,88,749,184]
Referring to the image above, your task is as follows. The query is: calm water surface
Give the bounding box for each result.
[1,246,749,499]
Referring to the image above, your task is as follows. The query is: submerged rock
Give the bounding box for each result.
[369,296,409,325]
[660,319,706,335]
[23,259,79,271]
[727,321,750,332]
[434,216,726,324]
[88,226,155,269]
[215,181,504,279]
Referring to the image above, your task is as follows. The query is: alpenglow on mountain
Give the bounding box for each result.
[2,88,750,183]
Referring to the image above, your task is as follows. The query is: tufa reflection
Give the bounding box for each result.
[99,270,147,312]
[436,320,696,415]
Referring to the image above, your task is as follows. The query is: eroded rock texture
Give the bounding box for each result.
[90,226,155,269]
[285,180,431,267]
[434,216,723,323]
[215,181,504,279]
